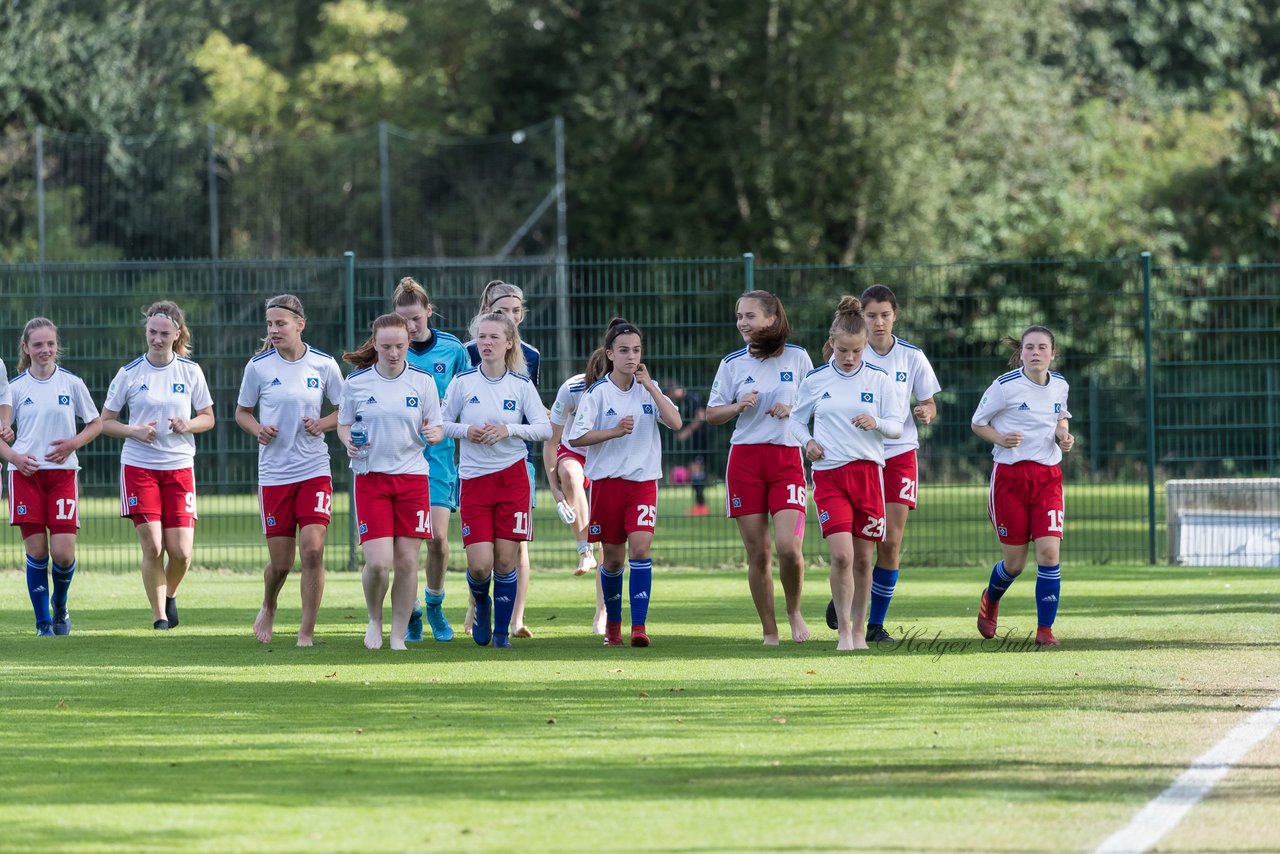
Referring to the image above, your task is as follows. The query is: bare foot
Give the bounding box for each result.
[836,631,855,652]
[253,607,275,644]
[762,633,780,646]
[851,633,868,651]
[513,625,534,639]
[592,610,606,635]
[575,552,598,576]
[789,613,811,644]
[364,622,383,650]
[390,637,407,651]
[296,635,314,648]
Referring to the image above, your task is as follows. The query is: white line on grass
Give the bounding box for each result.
[1093,693,1280,854]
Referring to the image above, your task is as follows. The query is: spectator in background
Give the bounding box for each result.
[667,382,711,516]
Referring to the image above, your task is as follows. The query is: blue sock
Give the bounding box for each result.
[1036,564,1061,627]
[52,559,76,611]
[868,566,898,625]
[987,560,1016,602]
[600,566,624,623]
[467,573,492,642]
[492,569,517,637]
[628,558,652,626]
[26,555,51,626]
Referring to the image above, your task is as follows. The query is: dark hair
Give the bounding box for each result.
[821,296,866,360]
[737,290,792,359]
[258,294,306,353]
[859,284,898,312]
[1003,325,1056,369]
[343,313,409,369]
[143,300,193,356]
[468,310,527,374]
[582,347,610,387]
[585,317,643,379]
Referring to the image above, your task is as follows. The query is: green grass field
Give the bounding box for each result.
[2,563,1278,852]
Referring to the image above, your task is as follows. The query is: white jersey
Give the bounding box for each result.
[863,336,941,458]
[441,368,551,479]
[338,364,441,476]
[566,375,674,482]
[104,354,214,470]
[549,373,587,453]
[972,368,1071,466]
[790,360,903,470]
[0,360,8,413]
[237,345,345,486]
[708,343,813,447]
[7,367,99,472]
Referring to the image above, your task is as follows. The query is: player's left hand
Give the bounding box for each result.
[169,416,189,434]
[44,439,77,464]
[480,423,509,445]
[852,414,877,431]
[302,416,324,437]
[766,403,792,419]
[634,363,653,387]
[1057,430,1074,452]
[913,402,935,424]
[0,424,13,443]
[13,452,39,476]
[421,423,444,445]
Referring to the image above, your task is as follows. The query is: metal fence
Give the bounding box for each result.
[0,253,1276,571]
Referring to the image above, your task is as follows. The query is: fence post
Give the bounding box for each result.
[554,116,572,383]
[345,250,358,572]
[35,124,47,313]
[207,124,220,259]
[1089,373,1100,481]
[743,252,754,292]
[1141,251,1157,564]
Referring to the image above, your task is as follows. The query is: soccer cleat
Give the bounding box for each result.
[688,504,709,516]
[630,624,650,647]
[472,596,492,647]
[424,599,454,642]
[603,620,623,647]
[1035,625,1061,647]
[153,619,170,631]
[866,624,895,643]
[405,602,425,642]
[52,606,71,637]
[492,634,512,649]
[977,588,999,639]
[825,599,838,630]
[36,622,55,637]
[165,596,180,628]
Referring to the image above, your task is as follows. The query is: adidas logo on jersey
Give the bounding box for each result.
[605,408,617,416]
[1018,402,1030,411]
[366,396,378,404]
[468,396,480,404]
[139,384,149,391]
[820,392,831,400]
[21,397,34,406]
[270,378,282,386]
[743,375,756,384]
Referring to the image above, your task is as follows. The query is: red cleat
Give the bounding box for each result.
[603,620,623,647]
[688,504,709,516]
[630,624,650,647]
[1035,625,1061,647]
[977,588,999,639]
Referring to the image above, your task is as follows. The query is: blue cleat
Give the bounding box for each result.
[424,593,453,642]
[36,622,55,637]
[472,595,492,647]
[405,602,425,643]
[52,606,71,636]
[492,633,511,649]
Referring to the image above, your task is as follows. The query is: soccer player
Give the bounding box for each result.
[101,301,215,630]
[1,319,102,636]
[706,290,814,645]
[567,318,682,647]
[394,277,472,644]
[545,353,608,633]
[823,285,940,642]
[235,294,344,647]
[441,311,550,648]
[790,297,902,651]
[972,325,1073,647]
[338,314,444,651]
[464,280,542,638]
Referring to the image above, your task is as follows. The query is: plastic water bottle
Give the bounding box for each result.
[350,415,369,475]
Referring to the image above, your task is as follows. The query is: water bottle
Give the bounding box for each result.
[350,415,369,475]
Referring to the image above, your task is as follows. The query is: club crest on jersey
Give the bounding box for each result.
[780,371,793,382]
[1054,402,1062,413]
[57,394,71,405]
[461,525,471,537]
[860,392,874,403]
[266,516,277,527]
[589,524,602,535]
[503,399,517,411]
[172,383,186,393]
[998,525,1008,537]
[434,362,446,373]
[642,404,653,414]
[731,497,742,508]
[896,371,908,382]
[1018,402,1030,411]
[743,375,756,384]
[306,378,320,389]
[128,496,139,507]
[359,523,368,535]
[270,378,282,386]
[818,510,830,523]
[405,396,419,408]
[16,504,27,516]
[605,408,617,417]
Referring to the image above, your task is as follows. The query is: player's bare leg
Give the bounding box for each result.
[361,538,393,650]
[296,524,327,647]
[737,514,780,645]
[254,535,294,644]
[775,508,809,643]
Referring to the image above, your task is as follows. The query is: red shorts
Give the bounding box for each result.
[724,443,806,517]
[588,478,658,544]
[9,469,80,536]
[988,461,1064,545]
[354,472,432,543]
[259,476,333,538]
[460,461,533,547]
[812,460,886,541]
[883,449,919,509]
[556,444,590,490]
[120,465,197,528]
